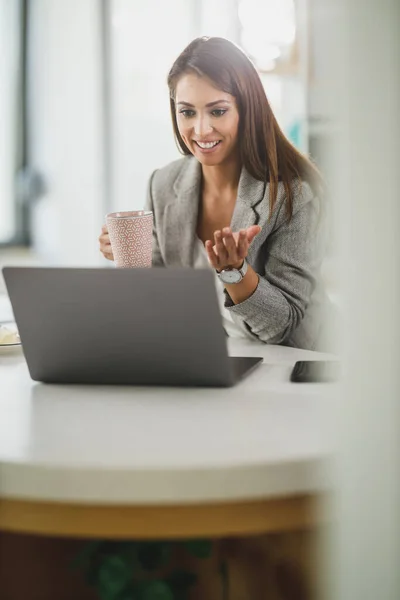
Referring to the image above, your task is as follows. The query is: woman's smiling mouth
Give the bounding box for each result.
[194,140,222,152]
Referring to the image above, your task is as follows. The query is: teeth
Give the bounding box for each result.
[196,141,220,149]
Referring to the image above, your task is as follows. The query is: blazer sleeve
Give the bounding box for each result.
[224,184,324,344]
[144,169,165,267]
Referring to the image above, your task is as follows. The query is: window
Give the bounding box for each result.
[0,0,29,246]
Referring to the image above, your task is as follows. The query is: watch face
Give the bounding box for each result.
[220,269,242,284]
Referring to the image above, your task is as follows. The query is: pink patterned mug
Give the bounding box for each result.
[106,210,153,268]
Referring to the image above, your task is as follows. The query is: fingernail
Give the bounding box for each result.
[223,227,230,235]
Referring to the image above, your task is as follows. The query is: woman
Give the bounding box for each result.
[99,37,329,350]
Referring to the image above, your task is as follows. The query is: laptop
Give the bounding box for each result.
[2,267,262,387]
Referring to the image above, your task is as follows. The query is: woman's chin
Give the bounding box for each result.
[194,151,228,167]
[198,156,221,166]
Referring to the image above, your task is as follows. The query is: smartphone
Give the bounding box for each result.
[290,360,340,383]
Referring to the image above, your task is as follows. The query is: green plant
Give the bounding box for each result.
[71,538,228,600]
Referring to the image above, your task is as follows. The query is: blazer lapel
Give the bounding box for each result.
[230,168,266,261]
[163,158,202,267]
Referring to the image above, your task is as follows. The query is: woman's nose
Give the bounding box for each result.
[194,115,213,137]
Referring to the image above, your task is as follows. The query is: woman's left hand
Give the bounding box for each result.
[205,225,261,272]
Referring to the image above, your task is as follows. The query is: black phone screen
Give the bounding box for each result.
[290,360,340,383]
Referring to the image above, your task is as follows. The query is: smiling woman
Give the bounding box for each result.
[99,36,332,351]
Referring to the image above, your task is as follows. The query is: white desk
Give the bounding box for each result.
[0,307,335,540]
[0,339,334,504]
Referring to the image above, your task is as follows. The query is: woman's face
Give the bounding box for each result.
[175,73,240,167]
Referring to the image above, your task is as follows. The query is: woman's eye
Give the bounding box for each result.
[211,109,227,117]
[180,109,195,118]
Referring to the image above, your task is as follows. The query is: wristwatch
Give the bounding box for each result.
[217,259,248,284]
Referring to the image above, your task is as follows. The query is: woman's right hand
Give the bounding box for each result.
[98,225,114,261]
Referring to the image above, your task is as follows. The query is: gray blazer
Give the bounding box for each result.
[145,156,330,350]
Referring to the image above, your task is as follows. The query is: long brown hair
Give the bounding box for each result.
[167,37,323,219]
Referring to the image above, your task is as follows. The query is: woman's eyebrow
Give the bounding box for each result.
[177,100,231,107]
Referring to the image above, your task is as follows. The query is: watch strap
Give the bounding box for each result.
[237,259,248,278]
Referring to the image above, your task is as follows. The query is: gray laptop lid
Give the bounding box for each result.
[3,266,248,386]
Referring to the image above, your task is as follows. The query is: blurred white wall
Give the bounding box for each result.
[0,0,19,241]
[28,0,105,265]
[199,0,240,39]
